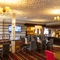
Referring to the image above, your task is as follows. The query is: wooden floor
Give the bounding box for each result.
[53,47,60,60]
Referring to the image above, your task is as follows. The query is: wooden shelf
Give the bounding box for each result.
[55,30,60,38]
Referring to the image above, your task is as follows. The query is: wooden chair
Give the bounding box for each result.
[0,43,10,60]
[26,40,37,54]
[42,40,46,50]
[49,39,54,51]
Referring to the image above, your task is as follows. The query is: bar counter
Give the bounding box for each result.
[48,37,60,45]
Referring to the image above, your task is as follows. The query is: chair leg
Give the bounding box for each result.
[29,51,32,55]
[25,49,29,54]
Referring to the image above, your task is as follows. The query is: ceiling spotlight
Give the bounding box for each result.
[54,16,60,21]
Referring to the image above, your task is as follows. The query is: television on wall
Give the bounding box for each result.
[8,25,21,32]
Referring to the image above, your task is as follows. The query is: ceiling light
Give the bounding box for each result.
[0,6,11,16]
[0,0,11,16]
[54,16,60,21]
[54,9,60,21]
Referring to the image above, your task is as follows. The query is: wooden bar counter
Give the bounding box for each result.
[48,37,60,45]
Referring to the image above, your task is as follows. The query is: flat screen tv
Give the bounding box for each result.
[8,25,21,32]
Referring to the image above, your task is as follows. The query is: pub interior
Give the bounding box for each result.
[0,0,60,60]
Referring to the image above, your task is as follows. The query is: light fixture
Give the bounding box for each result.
[54,9,60,21]
[54,16,60,21]
[0,0,11,16]
[0,6,11,16]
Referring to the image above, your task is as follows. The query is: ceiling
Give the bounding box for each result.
[0,0,60,25]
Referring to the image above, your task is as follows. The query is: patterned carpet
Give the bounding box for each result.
[16,50,46,60]
[8,46,60,60]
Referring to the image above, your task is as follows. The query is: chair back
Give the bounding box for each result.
[49,39,54,47]
[42,40,46,50]
[45,50,55,60]
[30,40,37,50]
[27,35,31,42]
[47,42,50,50]
[3,43,10,56]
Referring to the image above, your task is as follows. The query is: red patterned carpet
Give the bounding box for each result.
[7,46,60,60]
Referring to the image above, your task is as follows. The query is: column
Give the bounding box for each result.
[2,19,5,40]
[11,13,16,53]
